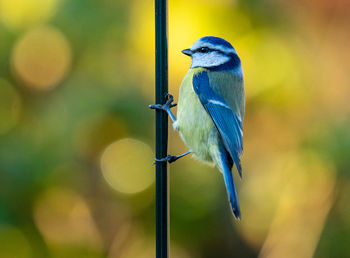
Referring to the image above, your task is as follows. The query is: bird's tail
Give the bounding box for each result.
[219,147,241,219]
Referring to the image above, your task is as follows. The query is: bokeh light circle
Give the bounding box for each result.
[11,26,71,91]
[0,224,31,258]
[0,79,21,135]
[0,0,60,30]
[100,138,154,194]
[33,187,102,249]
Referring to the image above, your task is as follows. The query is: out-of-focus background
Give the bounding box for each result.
[0,0,349,257]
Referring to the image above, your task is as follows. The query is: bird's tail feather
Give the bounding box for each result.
[219,148,241,219]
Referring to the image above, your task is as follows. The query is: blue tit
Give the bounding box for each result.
[150,36,244,219]
[174,36,244,219]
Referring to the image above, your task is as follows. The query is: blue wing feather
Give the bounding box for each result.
[219,146,241,219]
[193,71,243,177]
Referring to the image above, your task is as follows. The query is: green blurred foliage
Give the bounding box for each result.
[0,0,349,257]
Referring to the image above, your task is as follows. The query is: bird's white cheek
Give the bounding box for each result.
[191,52,230,68]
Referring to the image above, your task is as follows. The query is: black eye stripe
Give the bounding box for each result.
[194,47,236,57]
[195,47,226,54]
[197,47,210,53]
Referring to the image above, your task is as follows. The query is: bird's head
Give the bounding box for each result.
[182,36,240,71]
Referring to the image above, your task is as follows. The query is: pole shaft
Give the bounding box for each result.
[155,0,169,258]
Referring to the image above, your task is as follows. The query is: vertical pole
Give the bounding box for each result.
[155,0,169,258]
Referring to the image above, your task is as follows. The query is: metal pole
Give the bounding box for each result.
[155,0,169,257]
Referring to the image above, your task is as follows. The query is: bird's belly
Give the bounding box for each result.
[175,91,215,162]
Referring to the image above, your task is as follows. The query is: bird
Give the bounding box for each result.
[150,36,245,219]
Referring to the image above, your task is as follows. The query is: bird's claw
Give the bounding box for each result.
[165,94,177,108]
[152,155,179,165]
[149,94,177,111]
[148,104,163,110]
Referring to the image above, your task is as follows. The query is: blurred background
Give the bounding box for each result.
[0,0,349,257]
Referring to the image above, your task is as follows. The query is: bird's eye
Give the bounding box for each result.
[198,47,209,53]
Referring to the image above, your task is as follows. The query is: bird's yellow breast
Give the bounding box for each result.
[173,67,244,162]
[174,68,215,162]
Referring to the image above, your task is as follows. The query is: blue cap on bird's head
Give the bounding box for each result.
[181,36,240,70]
[182,36,236,56]
[197,36,235,49]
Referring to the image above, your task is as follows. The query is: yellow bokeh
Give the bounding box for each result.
[33,187,102,250]
[100,138,154,194]
[241,33,301,98]
[108,226,193,258]
[238,151,336,256]
[258,153,335,258]
[0,224,31,258]
[74,113,129,160]
[0,79,21,135]
[0,0,60,30]
[128,0,252,98]
[11,26,71,91]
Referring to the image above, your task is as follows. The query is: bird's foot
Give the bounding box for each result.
[149,94,177,111]
[152,151,191,165]
[153,155,179,165]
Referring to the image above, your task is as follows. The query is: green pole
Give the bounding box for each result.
[155,0,169,257]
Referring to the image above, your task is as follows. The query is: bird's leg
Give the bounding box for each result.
[153,150,191,165]
[150,93,184,165]
[149,93,177,122]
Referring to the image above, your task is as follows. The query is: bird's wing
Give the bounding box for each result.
[193,71,243,177]
[219,145,241,219]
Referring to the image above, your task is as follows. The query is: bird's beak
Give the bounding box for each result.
[181,48,192,56]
